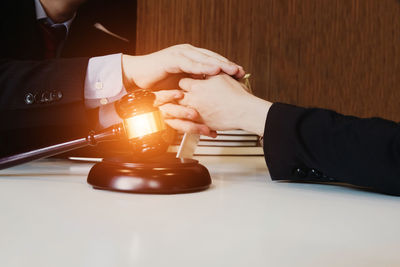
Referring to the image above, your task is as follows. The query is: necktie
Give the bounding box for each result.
[37,20,67,59]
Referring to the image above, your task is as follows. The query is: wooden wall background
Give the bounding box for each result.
[136,0,400,121]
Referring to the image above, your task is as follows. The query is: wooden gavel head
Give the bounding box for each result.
[115,89,169,158]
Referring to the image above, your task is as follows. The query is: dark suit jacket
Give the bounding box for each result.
[264,103,400,196]
[0,0,136,157]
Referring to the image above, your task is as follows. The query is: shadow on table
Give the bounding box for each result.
[276,180,400,199]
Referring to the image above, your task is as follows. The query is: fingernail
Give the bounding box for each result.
[200,127,210,136]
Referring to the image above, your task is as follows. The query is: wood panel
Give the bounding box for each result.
[136,0,400,120]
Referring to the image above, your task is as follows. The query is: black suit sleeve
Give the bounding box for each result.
[0,57,92,155]
[0,0,137,157]
[263,103,400,195]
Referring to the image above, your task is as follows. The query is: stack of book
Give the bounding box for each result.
[168,130,264,156]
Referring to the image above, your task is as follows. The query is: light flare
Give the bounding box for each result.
[124,110,166,139]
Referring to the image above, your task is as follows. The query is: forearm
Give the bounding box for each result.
[264,103,400,195]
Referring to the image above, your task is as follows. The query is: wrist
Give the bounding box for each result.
[122,54,144,89]
[122,54,133,89]
[239,96,272,136]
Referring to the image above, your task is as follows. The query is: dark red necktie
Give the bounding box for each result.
[38,20,67,59]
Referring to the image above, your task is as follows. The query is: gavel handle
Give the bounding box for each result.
[0,125,124,170]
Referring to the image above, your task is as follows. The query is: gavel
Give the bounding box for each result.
[0,89,211,194]
[0,89,168,170]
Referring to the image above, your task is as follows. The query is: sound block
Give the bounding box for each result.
[87,153,211,194]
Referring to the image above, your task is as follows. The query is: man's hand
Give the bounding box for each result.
[122,44,245,90]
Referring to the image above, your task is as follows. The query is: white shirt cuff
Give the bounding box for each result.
[84,53,126,108]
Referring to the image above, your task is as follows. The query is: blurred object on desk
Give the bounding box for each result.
[168,130,264,156]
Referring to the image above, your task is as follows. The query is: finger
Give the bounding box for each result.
[209,130,218,138]
[194,47,246,78]
[153,90,183,106]
[165,119,215,137]
[178,78,198,92]
[159,103,200,121]
[169,56,221,76]
[182,49,239,76]
[194,47,231,63]
[234,66,246,79]
[177,93,189,106]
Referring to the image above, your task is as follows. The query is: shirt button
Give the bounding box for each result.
[56,91,63,100]
[95,81,103,90]
[24,93,34,104]
[50,90,58,101]
[100,98,108,105]
[41,91,51,103]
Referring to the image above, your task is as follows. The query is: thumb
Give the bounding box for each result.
[179,77,198,92]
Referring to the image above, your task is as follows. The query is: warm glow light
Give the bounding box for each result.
[124,110,166,139]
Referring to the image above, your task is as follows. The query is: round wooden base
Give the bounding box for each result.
[87,153,211,194]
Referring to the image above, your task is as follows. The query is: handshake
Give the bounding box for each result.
[119,44,272,138]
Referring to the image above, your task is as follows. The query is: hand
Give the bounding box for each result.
[97,89,215,137]
[153,89,217,137]
[178,74,272,136]
[122,44,245,90]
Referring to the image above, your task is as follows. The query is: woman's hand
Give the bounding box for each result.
[153,89,217,137]
[177,74,272,136]
[122,44,245,90]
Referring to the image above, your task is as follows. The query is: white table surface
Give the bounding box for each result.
[0,156,399,267]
